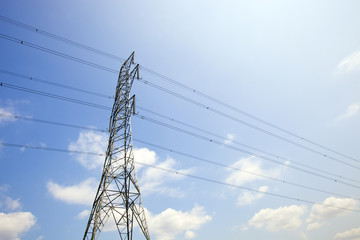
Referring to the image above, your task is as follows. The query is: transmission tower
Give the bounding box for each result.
[83,52,150,240]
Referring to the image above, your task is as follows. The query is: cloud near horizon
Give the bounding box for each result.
[225,156,283,205]
[226,156,283,186]
[306,197,358,231]
[138,156,194,198]
[333,226,360,240]
[47,178,98,205]
[0,212,36,240]
[248,205,307,232]
[145,205,212,240]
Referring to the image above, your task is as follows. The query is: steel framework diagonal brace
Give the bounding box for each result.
[83,52,151,240]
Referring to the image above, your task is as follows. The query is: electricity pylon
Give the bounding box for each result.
[83,52,150,240]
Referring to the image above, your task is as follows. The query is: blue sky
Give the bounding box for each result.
[1,0,360,239]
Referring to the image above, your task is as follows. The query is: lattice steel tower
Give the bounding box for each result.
[83,52,150,240]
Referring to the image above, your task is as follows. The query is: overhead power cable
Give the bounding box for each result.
[2,109,359,187]
[0,112,107,133]
[1,141,359,212]
[0,33,119,74]
[1,31,358,169]
[0,82,112,111]
[134,114,360,189]
[137,161,360,213]
[137,78,360,169]
[6,66,351,177]
[2,82,359,187]
[3,110,359,198]
[140,65,360,164]
[0,114,357,198]
[0,15,126,62]
[135,108,360,184]
[1,14,356,164]
[3,71,358,181]
[133,138,359,200]
[1,142,105,156]
[3,72,359,184]
[0,40,357,171]
[0,69,113,99]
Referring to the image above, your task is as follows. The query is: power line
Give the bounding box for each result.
[0,15,126,62]
[140,66,360,165]
[1,40,357,172]
[0,69,113,99]
[0,33,119,74]
[137,161,360,213]
[2,82,359,187]
[1,14,356,164]
[0,112,107,133]
[133,138,360,200]
[3,69,358,181]
[1,31,358,169]
[0,82,112,111]
[2,82,360,187]
[135,114,360,189]
[137,106,360,184]
[1,141,359,213]
[137,77,360,168]
[1,142,105,156]
[2,110,359,187]
[3,73,359,184]
[2,66,333,174]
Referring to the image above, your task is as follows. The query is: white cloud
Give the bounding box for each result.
[248,205,307,232]
[145,205,212,240]
[0,212,36,240]
[134,148,194,198]
[225,157,284,205]
[225,156,282,186]
[306,197,358,231]
[134,148,158,171]
[224,133,235,145]
[47,178,98,205]
[76,209,90,219]
[68,131,108,169]
[338,50,360,72]
[139,157,193,197]
[49,147,191,208]
[237,186,269,206]
[335,103,360,122]
[333,226,360,240]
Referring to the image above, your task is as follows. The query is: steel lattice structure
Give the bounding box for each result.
[83,52,150,240]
